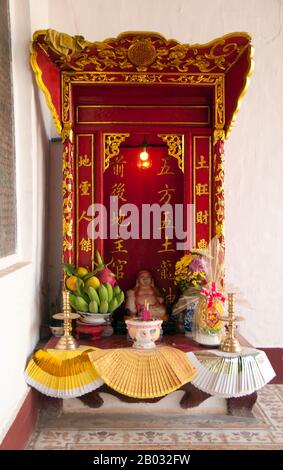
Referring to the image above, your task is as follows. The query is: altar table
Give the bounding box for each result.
[40,334,257,417]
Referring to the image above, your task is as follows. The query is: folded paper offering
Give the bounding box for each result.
[88,345,197,399]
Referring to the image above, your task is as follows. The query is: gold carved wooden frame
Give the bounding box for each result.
[30,30,253,262]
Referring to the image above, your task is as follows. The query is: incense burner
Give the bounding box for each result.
[125,318,163,350]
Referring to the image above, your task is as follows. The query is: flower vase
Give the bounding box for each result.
[192,296,224,346]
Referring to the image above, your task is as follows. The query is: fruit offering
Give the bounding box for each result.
[63,252,124,315]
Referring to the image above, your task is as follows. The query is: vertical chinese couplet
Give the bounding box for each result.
[193,135,212,250]
[76,134,95,269]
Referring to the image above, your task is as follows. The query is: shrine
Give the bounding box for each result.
[31,29,253,284]
[1,2,282,450]
[24,29,275,409]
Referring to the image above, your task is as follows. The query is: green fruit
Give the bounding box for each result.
[89,300,98,313]
[98,285,108,302]
[100,300,109,314]
[113,285,121,296]
[69,293,77,310]
[88,286,100,305]
[116,291,125,306]
[96,250,104,266]
[109,297,118,313]
[75,296,89,312]
[105,283,113,302]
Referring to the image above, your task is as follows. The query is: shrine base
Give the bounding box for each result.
[41,334,257,418]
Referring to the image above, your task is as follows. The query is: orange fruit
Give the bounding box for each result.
[76,267,88,278]
[66,275,79,291]
[84,276,100,291]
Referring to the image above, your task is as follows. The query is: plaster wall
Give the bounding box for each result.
[0,0,49,443]
[46,0,283,347]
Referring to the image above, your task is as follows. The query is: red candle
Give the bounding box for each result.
[142,309,150,321]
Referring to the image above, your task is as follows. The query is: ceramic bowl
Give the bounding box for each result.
[125,319,163,349]
[50,326,64,337]
[78,312,110,325]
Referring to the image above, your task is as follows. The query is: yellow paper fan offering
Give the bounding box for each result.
[24,346,103,398]
[88,346,197,399]
[24,289,104,398]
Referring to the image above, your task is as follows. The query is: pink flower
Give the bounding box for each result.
[190,257,206,272]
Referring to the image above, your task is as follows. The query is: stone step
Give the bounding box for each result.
[63,390,227,416]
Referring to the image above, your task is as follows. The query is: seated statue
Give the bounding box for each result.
[125,270,168,321]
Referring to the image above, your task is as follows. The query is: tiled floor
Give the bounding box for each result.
[27,384,283,450]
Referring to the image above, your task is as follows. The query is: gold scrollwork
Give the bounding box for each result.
[157,134,184,173]
[32,31,252,141]
[103,134,130,172]
[123,73,162,83]
[214,151,225,240]
[206,40,238,64]
[62,121,73,143]
[62,145,74,260]
[213,129,225,145]
[62,75,71,123]
[37,31,249,75]
[68,72,116,83]
[215,76,225,128]
[168,74,217,84]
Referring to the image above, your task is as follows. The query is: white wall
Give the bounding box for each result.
[45,0,283,347]
[0,0,50,443]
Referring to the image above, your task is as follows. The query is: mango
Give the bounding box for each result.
[89,300,98,313]
[100,300,109,314]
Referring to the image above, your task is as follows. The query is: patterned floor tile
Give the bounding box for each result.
[27,385,283,450]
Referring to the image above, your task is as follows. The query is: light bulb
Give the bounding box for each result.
[140,149,149,161]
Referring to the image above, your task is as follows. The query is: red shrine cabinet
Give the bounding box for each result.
[31,30,253,303]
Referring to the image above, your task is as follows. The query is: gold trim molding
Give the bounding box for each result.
[62,121,73,143]
[214,151,225,239]
[62,145,74,261]
[62,71,223,130]
[30,43,62,135]
[34,29,251,74]
[226,46,254,138]
[31,30,253,140]
[213,129,225,145]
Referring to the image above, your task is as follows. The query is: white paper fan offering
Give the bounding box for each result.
[187,348,275,398]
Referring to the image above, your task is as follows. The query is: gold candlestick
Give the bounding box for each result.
[219,293,244,353]
[53,290,80,350]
